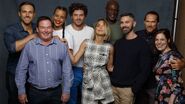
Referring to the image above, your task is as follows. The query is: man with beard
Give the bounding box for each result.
[65,3,94,104]
[135,11,185,104]
[105,0,122,44]
[110,13,151,104]
[4,1,36,104]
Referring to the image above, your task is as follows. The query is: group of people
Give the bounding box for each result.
[3,0,185,104]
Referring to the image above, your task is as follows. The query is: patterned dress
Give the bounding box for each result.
[82,39,114,104]
[154,50,185,104]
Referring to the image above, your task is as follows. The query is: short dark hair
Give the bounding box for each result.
[106,0,119,12]
[144,11,159,22]
[154,28,173,48]
[120,12,135,20]
[69,3,88,16]
[36,16,52,27]
[53,6,68,17]
[18,1,35,12]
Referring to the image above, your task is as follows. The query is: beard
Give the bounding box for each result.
[121,25,134,35]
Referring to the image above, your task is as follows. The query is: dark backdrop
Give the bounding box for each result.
[0,0,175,104]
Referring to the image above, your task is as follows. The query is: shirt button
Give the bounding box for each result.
[48,70,50,72]
[46,62,49,64]
[46,54,48,56]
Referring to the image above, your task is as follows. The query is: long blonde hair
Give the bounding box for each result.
[93,18,111,40]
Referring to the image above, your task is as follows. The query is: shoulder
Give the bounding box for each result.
[114,38,123,46]
[170,50,183,58]
[4,23,20,32]
[83,39,91,44]
[24,38,36,49]
[105,43,113,51]
[136,29,146,36]
[84,25,94,32]
[135,36,150,50]
[136,36,147,43]
[65,24,72,30]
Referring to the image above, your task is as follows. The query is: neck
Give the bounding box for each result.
[54,26,63,30]
[21,22,33,34]
[125,31,137,40]
[106,18,117,24]
[72,23,85,31]
[162,47,171,54]
[41,38,53,46]
[94,35,105,44]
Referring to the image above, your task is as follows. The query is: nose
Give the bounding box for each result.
[26,12,29,16]
[157,40,161,45]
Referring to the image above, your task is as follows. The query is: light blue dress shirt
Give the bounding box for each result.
[15,37,73,95]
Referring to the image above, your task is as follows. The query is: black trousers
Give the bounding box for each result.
[6,72,20,104]
[28,85,62,104]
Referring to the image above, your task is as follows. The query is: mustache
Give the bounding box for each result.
[121,27,129,29]
[146,26,154,28]
[24,16,31,19]
[76,19,82,21]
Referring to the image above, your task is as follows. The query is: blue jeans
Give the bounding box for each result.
[67,66,83,104]
[28,85,62,104]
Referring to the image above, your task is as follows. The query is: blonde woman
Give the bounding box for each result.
[68,19,114,104]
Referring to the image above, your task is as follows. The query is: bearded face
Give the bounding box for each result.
[120,16,136,35]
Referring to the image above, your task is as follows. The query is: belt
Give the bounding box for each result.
[29,84,61,91]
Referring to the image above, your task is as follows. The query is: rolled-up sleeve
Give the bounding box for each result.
[62,45,73,94]
[4,28,16,53]
[15,44,29,95]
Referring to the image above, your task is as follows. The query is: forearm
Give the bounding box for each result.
[168,94,176,104]
[67,49,76,64]
[15,34,35,52]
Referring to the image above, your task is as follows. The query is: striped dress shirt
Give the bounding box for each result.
[15,37,73,95]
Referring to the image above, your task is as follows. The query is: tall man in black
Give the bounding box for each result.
[111,13,151,104]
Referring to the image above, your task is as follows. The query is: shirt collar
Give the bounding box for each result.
[17,22,36,33]
[35,37,57,46]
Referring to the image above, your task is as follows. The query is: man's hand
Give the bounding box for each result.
[18,94,28,104]
[170,57,185,70]
[28,33,37,40]
[53,36,67,43]
[168,94,176,104]
[61,93,70,103]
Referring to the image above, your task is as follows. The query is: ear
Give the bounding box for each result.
[36,27,39,33]
[18,12,20,17]
[133,21,136,27]
[33,12,36,18]
[168,39,170,43]
[157,22,159,26]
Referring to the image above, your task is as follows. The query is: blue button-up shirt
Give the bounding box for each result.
[4,22,36,74]
[15,37,73,95]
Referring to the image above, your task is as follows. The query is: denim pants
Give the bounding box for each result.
[67,66,83,104]
[28,85,62,104]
